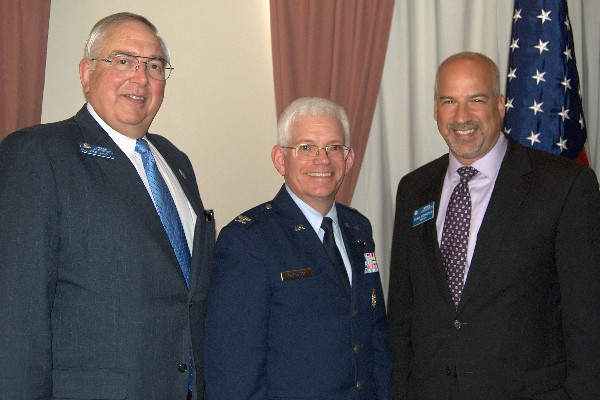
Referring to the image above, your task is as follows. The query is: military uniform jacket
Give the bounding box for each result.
[0,106,215,400]
[205,185,393,400]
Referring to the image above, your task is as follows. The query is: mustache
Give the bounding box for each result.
[447,122,481,131]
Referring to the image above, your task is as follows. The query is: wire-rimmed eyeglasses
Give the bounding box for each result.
[282,144,351,161]
[91,53,174,80]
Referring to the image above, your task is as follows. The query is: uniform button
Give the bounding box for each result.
[178,363,188,373]
[352,309,358,318]
[353,344,360,353]
[453,319,462,329]
[446,367,452,376]
[356,380,363,390]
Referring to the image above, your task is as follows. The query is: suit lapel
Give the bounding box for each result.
[417,163,453,305]
[338,210,364,298]
[459,141,532,310]
[74,107,185,285]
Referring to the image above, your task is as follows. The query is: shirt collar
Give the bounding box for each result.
[86,103,139,158]
[285,185,338,234]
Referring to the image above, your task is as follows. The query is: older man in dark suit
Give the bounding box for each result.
[387,52,600,399]
[0,12,214,400]
[205,97,393,400]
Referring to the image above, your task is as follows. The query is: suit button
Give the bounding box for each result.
[178,363,188,373]
[453,319,462,329]
[353,344,360,353]
[356,380,363,390]
[446,367,452,376]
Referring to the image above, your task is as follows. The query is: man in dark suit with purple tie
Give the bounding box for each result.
[387,52,600,399]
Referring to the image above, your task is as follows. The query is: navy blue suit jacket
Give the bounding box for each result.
[0,106,215,400]
[387,137,600,399]
[205,186,393,400]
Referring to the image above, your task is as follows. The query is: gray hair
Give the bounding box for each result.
[434,51,500,97]
[277,97,350,146]
[83,12,170,62]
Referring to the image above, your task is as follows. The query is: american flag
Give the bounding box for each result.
[503,0,588,165]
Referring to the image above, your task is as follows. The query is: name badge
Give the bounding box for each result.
[80,142,115,159]
[412,201,435,227]
[281,268,313,281]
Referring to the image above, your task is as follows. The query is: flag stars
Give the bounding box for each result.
[513,8,522,22]
[532,69,547,85]
[558,106,570,121]
[537,9,552,24]
[556,137,568,152]
[563,46,573,61]
[534,39,550,54]
[504,127,512,135]
[579,114,585,129]
[564,17,570,31]
[527,131,542,146]
[507,67,517,82]
[510,38,520,52]
[529,100,544,115]
[505,97,514,111]
[560,76,571,91]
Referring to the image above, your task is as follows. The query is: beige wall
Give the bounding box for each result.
[42,1,282,231]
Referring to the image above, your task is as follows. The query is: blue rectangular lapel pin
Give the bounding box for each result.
[412,201,435,227]
[80,142,115,159]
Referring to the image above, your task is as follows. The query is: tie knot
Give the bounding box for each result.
[321,217,334,233]
[457,166,478,182]
[135,138,151,155]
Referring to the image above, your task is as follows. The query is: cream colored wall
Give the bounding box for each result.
[42,1,282,231]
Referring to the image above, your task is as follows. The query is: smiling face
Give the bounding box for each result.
[434,54,505,164]
[272,115,354,215]
[79,20,166,139]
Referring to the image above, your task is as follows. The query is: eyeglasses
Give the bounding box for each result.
[282,144,351,161]
[91,54,174,80]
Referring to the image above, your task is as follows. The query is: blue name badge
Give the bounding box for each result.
[412,201,435,227]
[80,142,115,159]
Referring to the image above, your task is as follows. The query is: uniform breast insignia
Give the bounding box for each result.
[294,224,305,231]
[281,268,313,281]
[364,252,379,274]
[357,240,367,249]
[371,288,377,309]
[235,214,252,224]
[79,142,115,159]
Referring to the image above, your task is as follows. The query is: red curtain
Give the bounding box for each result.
[0,0,52,140]
[270,0,395,204]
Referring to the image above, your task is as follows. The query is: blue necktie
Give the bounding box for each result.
[135,139,191,286]
[136,139,194,396]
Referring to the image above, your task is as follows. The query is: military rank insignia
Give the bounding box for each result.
[364,252,379,274]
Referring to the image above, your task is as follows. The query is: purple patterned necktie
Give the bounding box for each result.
[440,166,478,309]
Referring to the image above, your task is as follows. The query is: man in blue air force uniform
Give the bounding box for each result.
[205,97,393,400]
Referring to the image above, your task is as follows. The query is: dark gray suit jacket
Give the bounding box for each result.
[387,137,600,399]
[0,106,215,400]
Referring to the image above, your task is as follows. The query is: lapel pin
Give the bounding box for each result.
[294,224,306,232]
[79,142,115,159]
[235,214,251,224]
